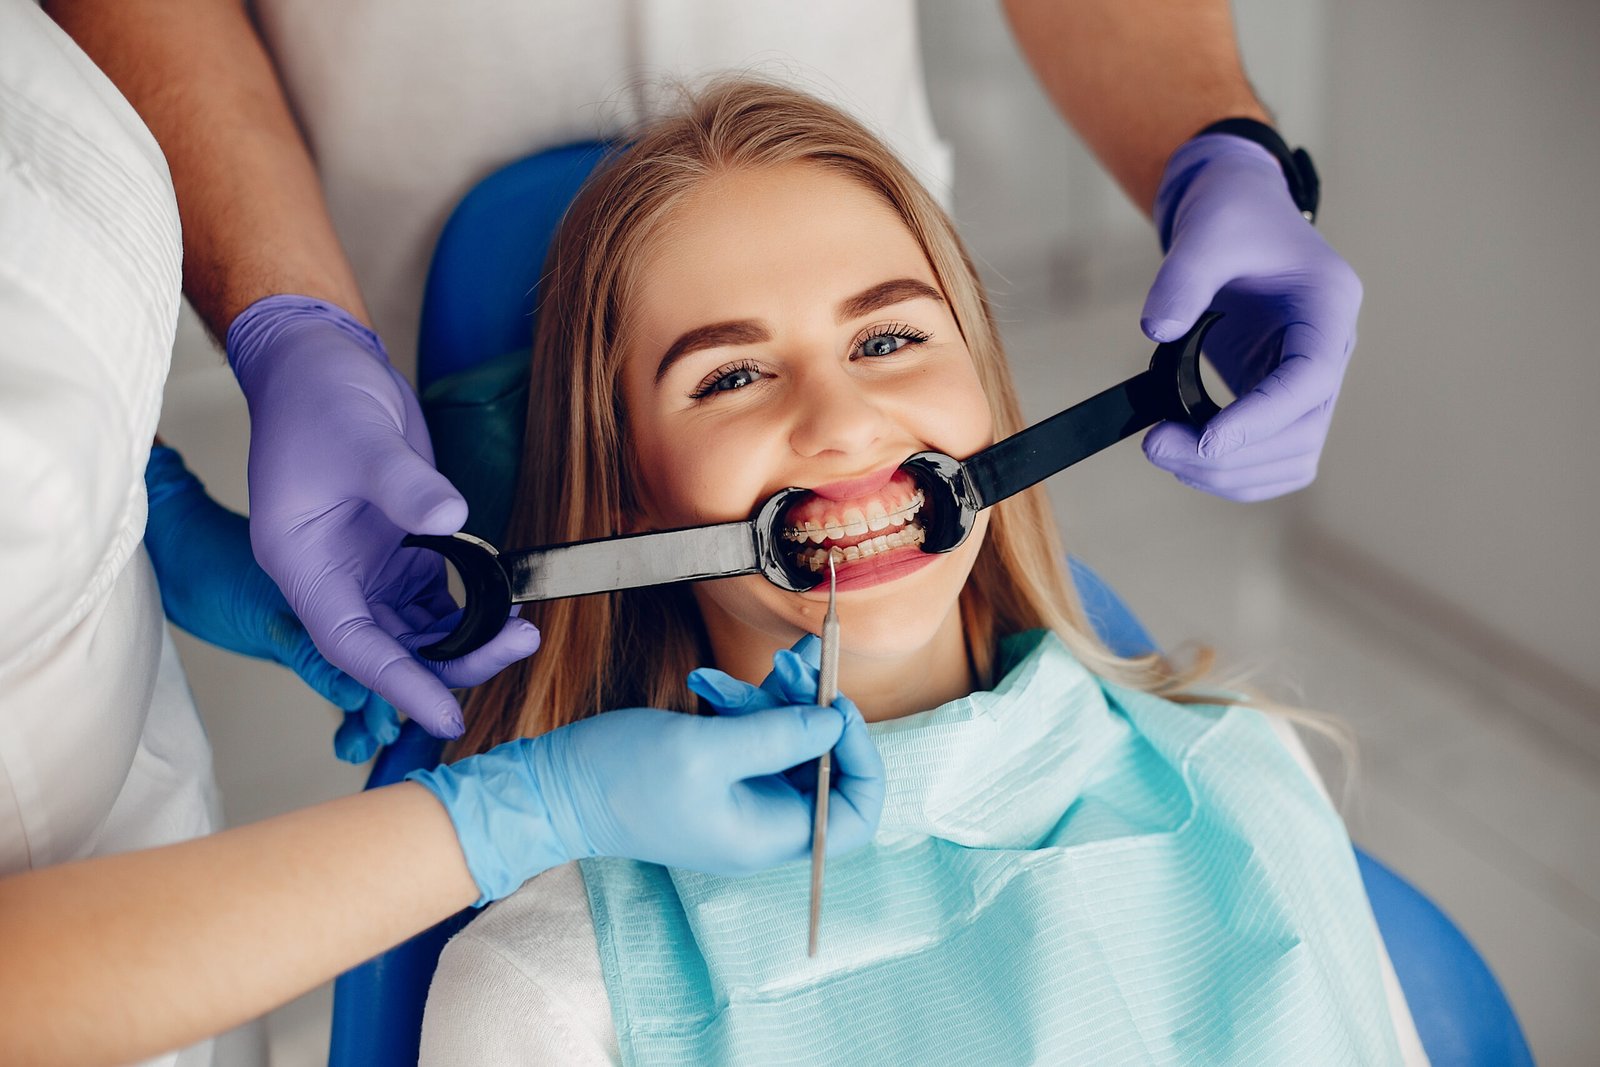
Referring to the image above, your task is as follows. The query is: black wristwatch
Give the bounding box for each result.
[1197,117,1321,223]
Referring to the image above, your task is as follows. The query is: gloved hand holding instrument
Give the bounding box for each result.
[407,688,882,904]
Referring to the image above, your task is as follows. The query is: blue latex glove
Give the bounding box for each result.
[144,444,401,762]
[225,295,540,737]
[686,635,886,837]
[1142,133,1364,502]
[408,694,882,905]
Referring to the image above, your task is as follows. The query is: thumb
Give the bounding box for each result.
[1140,243,1232,343]
[360,438,468,536]
[706,704,845,780]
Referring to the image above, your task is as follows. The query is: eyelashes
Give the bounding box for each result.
[689,358,765,399]
[687,323,933,400]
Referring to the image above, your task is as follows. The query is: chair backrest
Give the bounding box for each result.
[331,141,1533,1067]
[416,141,611,391]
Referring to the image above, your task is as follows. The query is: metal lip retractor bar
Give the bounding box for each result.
[401,312,1222,662]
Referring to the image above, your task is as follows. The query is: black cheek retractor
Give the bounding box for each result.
[895,311,1223,558]
[752,485,824,593]
[898,451,978,555]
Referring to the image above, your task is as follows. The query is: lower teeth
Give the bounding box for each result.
[796,524,926,572]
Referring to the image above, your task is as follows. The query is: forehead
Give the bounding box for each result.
[628,164,936,338]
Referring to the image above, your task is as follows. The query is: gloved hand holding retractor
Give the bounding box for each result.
[1141,132,1364,502]
[408,685,883,905]
[143,443,402,762]
[225,295,541,738]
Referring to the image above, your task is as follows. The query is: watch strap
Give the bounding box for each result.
[1197,117,1321,223]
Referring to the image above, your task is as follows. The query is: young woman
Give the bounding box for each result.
[419,80,1423,1066]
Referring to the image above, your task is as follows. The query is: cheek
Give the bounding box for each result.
[629,414,778,526]
[900,350,994,455]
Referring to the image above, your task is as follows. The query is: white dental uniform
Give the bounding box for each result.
[0,4,260,1064]
[249,0,951,378]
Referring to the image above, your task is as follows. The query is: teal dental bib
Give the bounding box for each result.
[580,630,1401,1066]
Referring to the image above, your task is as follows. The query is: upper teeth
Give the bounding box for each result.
[797,524,927,571]
[782,491,924,543]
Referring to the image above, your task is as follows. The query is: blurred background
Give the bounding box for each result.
[154,0,1599,1062]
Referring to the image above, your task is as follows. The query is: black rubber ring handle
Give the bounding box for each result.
[402,533,513,661]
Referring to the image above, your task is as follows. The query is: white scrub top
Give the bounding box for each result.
[251,0,951,377]
[0,4,246,1064]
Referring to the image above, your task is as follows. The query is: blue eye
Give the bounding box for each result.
[855,323,931,359]
[860,334,906,357]
[691,360,765,399]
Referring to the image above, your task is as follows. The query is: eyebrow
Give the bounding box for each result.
[653,277,946,384]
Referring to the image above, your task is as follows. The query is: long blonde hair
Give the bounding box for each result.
[459,79,1213,755]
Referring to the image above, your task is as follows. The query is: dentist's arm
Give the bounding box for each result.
[47,2,533,731]
[0,703,874,1067]
[1003,0,1363,502]
[44,0,361,327]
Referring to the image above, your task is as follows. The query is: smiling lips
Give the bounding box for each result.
[779,469,928,573]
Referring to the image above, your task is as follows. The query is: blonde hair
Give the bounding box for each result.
[460,79,1222,755]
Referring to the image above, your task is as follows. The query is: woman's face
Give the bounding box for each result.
[618,163,994,665]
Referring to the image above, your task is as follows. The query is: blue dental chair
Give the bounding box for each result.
[328,142,1534,1067]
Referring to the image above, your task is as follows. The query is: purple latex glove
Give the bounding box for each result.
[226,295,540,736]
[1141,133,1363,502]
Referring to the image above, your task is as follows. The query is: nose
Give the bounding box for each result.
[786,362,894,459]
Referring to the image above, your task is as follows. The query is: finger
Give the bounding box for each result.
[708,704,846,780]
[687,668,780,715]
[769,649,823,705]
[376,603,541,689]
[1140,242,1240,342]
[333,712,381,764]
[418,617,540,689]
[1166,454,1319,495]
[277,620,371,710]
[306,589,467,736]
[826,700,885,854]
[1198,321,1349,458]
[1177,472,1316,504]
[357,438,468,536]
[1142,421,1204,471]
[1158,408,1329,475]
[361,690,403,748]
[757,633,820,702]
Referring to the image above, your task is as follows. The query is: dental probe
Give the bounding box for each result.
[809,557,839,958]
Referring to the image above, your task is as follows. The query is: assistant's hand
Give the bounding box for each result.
[225,296,539,737]
[408,696,879,905]
[687,634,886,847]
[1141,134,1363,502]
[143,444,401,763]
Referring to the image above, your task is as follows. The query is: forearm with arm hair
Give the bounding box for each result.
[44,0,368,333]
[0,784,476,1067]
[1001,0,1270,213]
